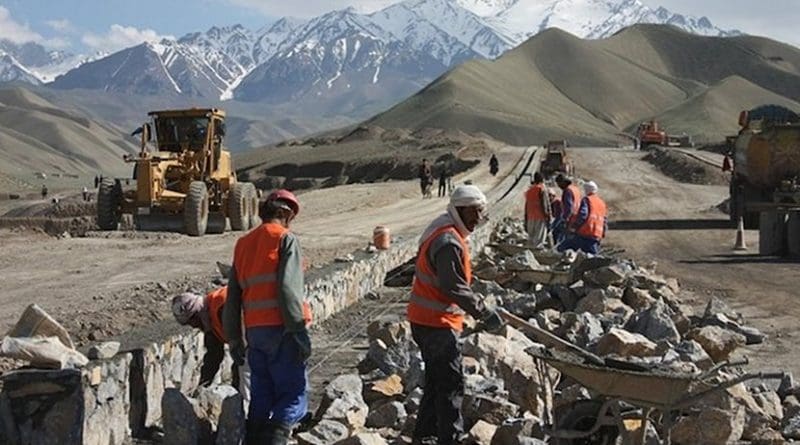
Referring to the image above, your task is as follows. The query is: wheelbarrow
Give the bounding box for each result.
[497,309,785,445]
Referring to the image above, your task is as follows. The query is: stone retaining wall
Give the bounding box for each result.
[0,147,539,444]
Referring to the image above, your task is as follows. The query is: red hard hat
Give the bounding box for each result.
[267,189,300,216]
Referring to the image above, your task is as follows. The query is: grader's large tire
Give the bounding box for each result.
[97,179,121,230]
[245,183,261,228]
[228,183,250,231]
[184,181,209,236]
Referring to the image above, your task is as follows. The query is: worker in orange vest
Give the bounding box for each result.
[558,181,608,254]
[552,174,582,244]
[408,185,504,445]
[171,287,251,408]
[223,189,312,445]
[525,172,551,248]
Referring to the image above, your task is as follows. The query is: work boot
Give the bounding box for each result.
[266,421,292,445]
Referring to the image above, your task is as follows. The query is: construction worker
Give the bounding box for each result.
[489,154,499,176]
[408,185,504,445]
[525,172,551,248]
[171,288,251,407]
[41,184,48,199]
[419,159,433,198]
[558,181,608,254]
[552,174,581,245]
[223,189,312,445]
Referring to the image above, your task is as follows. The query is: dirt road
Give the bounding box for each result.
[572,148,799,376]
[0,145,526,339]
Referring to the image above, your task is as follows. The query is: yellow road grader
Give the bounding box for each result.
[97,108,259,236]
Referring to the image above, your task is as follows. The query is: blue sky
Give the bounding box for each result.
[0,0,797,54]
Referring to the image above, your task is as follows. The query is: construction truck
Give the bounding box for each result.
[97,108,260,236]
[540,140,574,178]
[636,120,694,148]
[729,105,800,256]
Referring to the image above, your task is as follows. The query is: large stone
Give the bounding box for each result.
[490,418,545,445]
[671,406,745,445]
[703,296,741,322]
[318,375,369,430]
[622,286,656,311]
[624,301,680,343]
[162,388,212,445]
[297,420,349,445]
[215,389,245,445]
[507,250,540,270]
[87,341,121,360]
[463,328,557,419]
[703,313,767,345]
[595,328,658,358]
[672,340,714,370]
[575,289,633,323]
[197,385,239,430]
[688,326,746,362]
[334,433,389,445]
[366,401,406,429]
[556,312,604,349]
[468,420,498,445]
[582,264,628,287]
[463,394,520,426]
[363,374,404,404]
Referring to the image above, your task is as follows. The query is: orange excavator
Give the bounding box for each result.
[636,120,694,148]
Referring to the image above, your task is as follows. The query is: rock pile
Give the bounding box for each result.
[301,217,795,445]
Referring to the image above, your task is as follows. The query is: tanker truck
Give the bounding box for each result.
[729,105,800,256]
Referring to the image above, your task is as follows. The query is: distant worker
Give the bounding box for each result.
[438,165,451,198]
[558,181,608,255]
[94,175,99,188]
[552,174,581,244]
[172,288,251,407]
[525,172,551,249]
[408,185,504,445]
[41,184,48,199]
[419,159,433,198]
[223,189,312,445]
[489,154,499,176]
[633,137,640,151]
[82,186,90,202]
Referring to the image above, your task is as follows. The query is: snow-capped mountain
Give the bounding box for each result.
[34,0,740,107]
[0,51,41,84]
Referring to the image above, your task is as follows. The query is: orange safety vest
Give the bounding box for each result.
[407,225,472,332]
[234,223,312,328]
[577,194,607,240]
[206,287,227,342]
[564,184,582,224]
[525,183,547,221]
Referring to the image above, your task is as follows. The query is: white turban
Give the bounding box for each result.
[450,185,487,209]
[171,292,205,324]
[584,181,598,195]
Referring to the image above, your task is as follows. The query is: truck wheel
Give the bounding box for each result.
[759,211,787,256]
[246,183,261,228]
[228,183,250,231]
[97,179,121,230]
[184,181,209,236]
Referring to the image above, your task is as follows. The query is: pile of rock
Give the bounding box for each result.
[299,217,797,445]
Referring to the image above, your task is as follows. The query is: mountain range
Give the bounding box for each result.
[370,24,800,145]
[3,0,738,112]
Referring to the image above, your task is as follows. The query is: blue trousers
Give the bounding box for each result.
[245,326,308,426]
[557,234,601,255]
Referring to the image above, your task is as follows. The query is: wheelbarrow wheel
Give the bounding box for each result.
[554,400,620,445]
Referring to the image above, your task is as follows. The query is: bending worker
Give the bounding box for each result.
[525,172,551,248]
[408,185,504,445]
[552,174,581,244]
[558,181,608,254]
[171,287,250,406]
[223,189,312,445]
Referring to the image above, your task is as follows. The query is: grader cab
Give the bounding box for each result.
[97,108,259,236]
